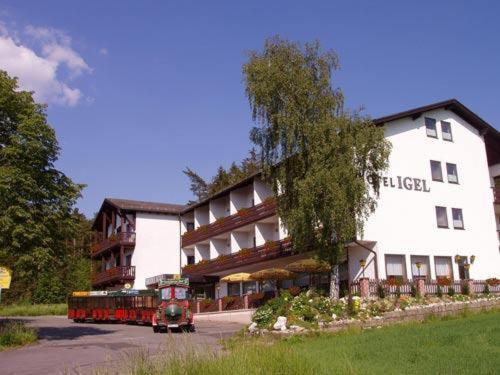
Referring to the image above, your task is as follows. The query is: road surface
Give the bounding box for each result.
[0,315,246,374]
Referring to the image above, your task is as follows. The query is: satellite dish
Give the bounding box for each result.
[124,283,131,289]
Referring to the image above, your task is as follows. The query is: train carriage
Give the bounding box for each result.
[68,289,159,324]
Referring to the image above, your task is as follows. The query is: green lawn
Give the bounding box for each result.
[114,309,500,375]
[0,303,66,316]
[0,321,37,350]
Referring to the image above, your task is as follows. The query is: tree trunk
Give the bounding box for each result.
[329,265,339,300]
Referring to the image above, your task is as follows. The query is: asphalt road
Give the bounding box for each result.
[0,316,246,375]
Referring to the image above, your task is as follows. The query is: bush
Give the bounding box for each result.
[0,303,67,316]
[461,283,470,296]
[0,322,37,349]
[483,283,490,295]
[410,285,417,298]
[395,285,401,299]
[448,285,455,297]
[437,285,443,298]
[377,284,386,299]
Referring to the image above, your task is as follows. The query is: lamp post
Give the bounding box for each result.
[359,259,366,278]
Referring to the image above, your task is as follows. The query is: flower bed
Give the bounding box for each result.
[251,289,500,331]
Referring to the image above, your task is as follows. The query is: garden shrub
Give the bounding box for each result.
[483,283,490,295]
[410,284,417,298]
[377,284,386,299]
[448,285,455,297]
[461,283,470,296]
[436,285,443,298]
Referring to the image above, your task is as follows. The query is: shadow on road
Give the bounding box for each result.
[36,325,117,341]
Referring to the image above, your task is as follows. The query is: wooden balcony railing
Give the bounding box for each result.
[494,187,500,204]
[91,266,135,286]
[91,232,136,257]
[181,238,292,279]
[181,199,277,247]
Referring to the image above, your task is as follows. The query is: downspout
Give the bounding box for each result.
[353,239,379,280]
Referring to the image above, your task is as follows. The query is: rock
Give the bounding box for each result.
[290,325,305,332]
[273,316,287,331]
[248,322,258,333]
[331,313,337,320]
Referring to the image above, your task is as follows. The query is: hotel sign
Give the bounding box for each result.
[381,176,431,192]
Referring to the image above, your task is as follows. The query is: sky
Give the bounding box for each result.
[0,1,499,218]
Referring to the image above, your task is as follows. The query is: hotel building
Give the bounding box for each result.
[90,99,500,297]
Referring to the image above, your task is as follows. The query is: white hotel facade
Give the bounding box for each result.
[90,100,500,297]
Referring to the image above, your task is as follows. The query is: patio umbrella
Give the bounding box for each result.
[250,268,298,296]
[220,273,252,283]
[285,258,331,288]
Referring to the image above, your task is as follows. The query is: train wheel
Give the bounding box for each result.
[189,324,196,332]
[153,325,160,333]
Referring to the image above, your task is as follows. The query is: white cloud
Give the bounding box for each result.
[0,24,90,106]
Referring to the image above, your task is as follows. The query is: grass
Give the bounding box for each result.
[0,321,37,350]
[107,309,500,375]
[0,303,67,316]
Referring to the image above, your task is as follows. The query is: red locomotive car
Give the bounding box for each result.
[152,278,195,333]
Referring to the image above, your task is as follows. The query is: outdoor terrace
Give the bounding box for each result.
[91,232,136,257]
[91,265,135,287]
[182,198,277,247]
[182,237,292,280]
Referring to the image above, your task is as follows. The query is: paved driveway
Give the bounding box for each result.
[0,316,245,375]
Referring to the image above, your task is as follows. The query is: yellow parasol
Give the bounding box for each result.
[220,272,252,283]
[285,258,331,273]
[250,268,298,296]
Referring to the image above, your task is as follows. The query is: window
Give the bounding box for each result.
[452,208,464,229]
[385,255,406,279]
[435,206,448,228]
[125,254,132,267]
[425,117,437,138]
[434,256,453,279]
[242,281,257,294]
[227,283,241,296]
[430,160,443,182]
[441,121,453,141]
[411,256,430,279]
[186,222,195,231]
[446,163,459,184]
[187,255,195,265]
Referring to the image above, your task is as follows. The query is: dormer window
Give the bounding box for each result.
[441,121,453,141]
[425,117,437,138]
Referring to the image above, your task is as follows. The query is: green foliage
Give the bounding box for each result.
[483,283,490,295]
[377,283,386,299]
[461,283,470,296]
[109,310,500,375]
[0,303,66,316]
[0,70,89,303]
[0,321,37,350]
[448,285,455,297]
[183,149,260,202]
[437,285,443,297]
[243,36,391,268]
[410,284,418,298]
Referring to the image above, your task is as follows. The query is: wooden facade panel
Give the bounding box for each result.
[181,199,277,247]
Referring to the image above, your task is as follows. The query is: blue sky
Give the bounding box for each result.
[1,1,499,217]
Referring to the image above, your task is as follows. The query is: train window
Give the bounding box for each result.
[161,288,172,300]
[174,287,187,299]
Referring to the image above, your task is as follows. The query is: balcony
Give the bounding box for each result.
[494,187,500,204]
[182,199,277,247]
[91,232,136,257]
[181,238,292,279]
[91,266,135,287]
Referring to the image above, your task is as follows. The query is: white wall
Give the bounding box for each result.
[230,185,254,214]
[194,243,210,262]
[132,213,181,289]
[194,206,209,228]
[254,177,273,204]
[210,238,231,258]
[209,196,230,222]
[362,108,499,280]
[255,222,279,246]
[231,230,253,252]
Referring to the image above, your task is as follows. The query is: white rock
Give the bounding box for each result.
[248,322,258,332]
[273,316,287,331]
[331,313,337,320]
[290,325,305,332]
